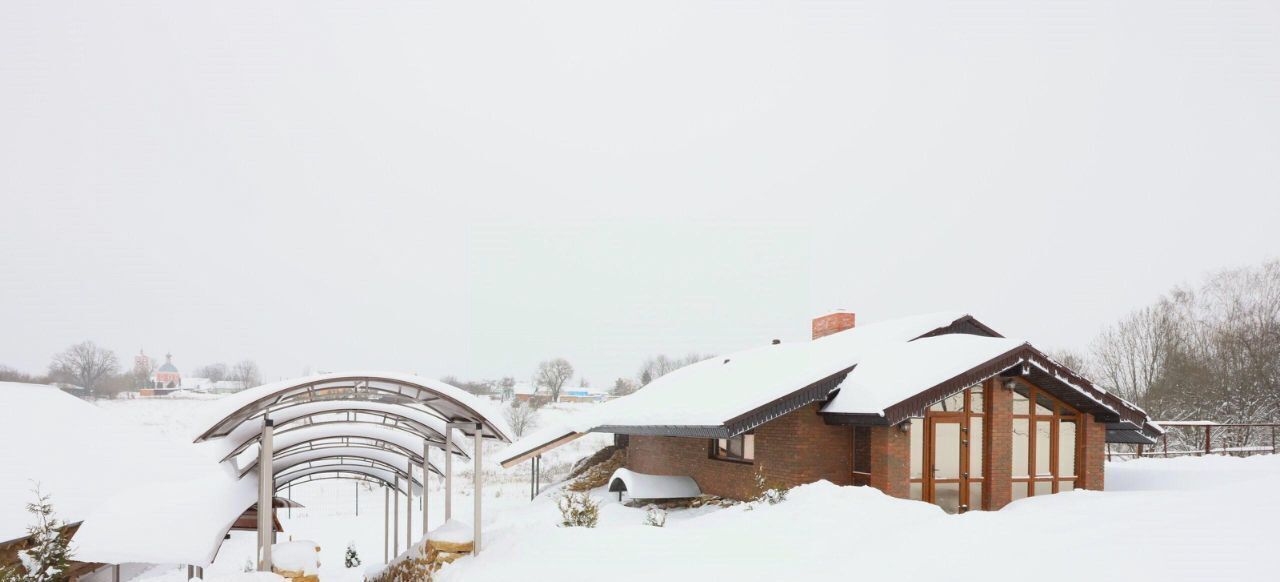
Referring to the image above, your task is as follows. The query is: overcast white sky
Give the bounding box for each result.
[2,0,1278,386]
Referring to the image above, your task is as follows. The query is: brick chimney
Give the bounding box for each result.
[812,310,856,339]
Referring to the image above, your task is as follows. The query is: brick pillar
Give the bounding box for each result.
[986,378,1013,510]
[1080,414,1106,491]
[868,425,910,499]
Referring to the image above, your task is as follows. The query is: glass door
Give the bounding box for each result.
[929,418,963,513]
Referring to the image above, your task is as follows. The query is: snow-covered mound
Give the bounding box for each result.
[436,455,1280,582]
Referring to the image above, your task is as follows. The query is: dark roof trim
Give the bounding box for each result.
[593,366,855,439]
[915,315,1004,340]
[824,344,1123,427]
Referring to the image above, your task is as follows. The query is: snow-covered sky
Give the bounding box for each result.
[2,1,1278,385]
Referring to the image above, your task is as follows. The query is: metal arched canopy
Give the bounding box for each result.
[193,371,513,444]
[217,408,470,462]
[275,465,423,495]
[276,473,412,497]
[212,399,464,459]
[274,456,425,486]
[224,422,461,464]
[239,444,443,479]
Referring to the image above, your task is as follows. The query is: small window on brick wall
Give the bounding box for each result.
[852,426,872,486]
[711,433,755,462]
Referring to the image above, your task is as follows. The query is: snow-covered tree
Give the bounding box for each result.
[2,487,74,582]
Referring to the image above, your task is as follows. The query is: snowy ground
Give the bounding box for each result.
[88,396,1280,582]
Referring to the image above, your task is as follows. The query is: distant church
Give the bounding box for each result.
[137,351,184,396]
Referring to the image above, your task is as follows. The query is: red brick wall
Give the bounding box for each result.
[1080,412,1106,490]
[867,425,910,499]
[986,378,1014,510]
[625,404,853,500]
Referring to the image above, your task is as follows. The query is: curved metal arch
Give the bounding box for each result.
[221,414,467,462]
[239,435,431,476]
[275,455,422,484]
[195,373,512,443]
[240,444,442,479]
[222,422,467,464]
[275,473,411,497]
[275,464,423,495]
[214,399,457,455]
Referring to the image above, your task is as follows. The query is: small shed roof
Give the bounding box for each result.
[607,468,701,499]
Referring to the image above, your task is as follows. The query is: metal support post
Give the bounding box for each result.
[112,564,120,582]
[406,457,413,548]
[474,423,483,555]
[430,445,435,534]
[444,426,453,521]
[383,486,389,563]
[393,475,400,556]
[257,417,274,572]
[1204,425,1213,455]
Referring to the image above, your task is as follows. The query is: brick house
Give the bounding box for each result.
[501,312,1159,513]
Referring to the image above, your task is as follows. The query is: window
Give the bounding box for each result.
[711,433,755,462]
[852,426,871,485]
[910,384,986,512]
[1010,382,1081,498]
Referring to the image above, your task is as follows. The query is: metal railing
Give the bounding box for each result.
[1107,421,1280,461]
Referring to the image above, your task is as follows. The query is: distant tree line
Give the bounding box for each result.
[1060,259,1280,448]
[0,342,261,399]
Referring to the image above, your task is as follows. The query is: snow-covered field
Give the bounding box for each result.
[87,396,1280,582]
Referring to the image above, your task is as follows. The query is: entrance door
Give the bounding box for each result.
[929,418,964,513]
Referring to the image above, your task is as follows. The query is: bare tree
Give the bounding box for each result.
[496,376,516,401]
[196,362,228,382]
[535,358,574,403]
[611,377,639,397]
[1089,305,1181,404]
[229,360,261,390]
[504,400,539,437]
[638,352,712,386]
[48,341,119,398]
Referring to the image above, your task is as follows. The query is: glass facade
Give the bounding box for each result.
[1010,383,1080,498]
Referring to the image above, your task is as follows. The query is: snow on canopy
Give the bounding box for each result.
[607,469,701,499]
[820,334,1026,414]
[194,371,513,443]
[0,383,224,544]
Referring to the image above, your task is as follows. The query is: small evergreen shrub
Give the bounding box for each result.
[344,542,361,568]
[643,507,667,527]
[752,468,789,505]
[556,492,600,528]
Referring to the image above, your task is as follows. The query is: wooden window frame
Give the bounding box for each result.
[709,432,755,464]
[1010,378,1083,497]
[909,383,987,512]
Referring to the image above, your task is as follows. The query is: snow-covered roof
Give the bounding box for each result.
[576,312,971,428]
[820,334,1026,414]
[608,468,701,499]
[0,383,225,544]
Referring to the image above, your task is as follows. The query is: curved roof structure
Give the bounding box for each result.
[195,371,513,443]
[240,444,443,479]
[275,465,423,495]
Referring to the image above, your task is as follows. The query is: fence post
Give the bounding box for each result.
[1203,425,1212,456]
[1163,433,1169,458]
[1136,443,1144,458]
